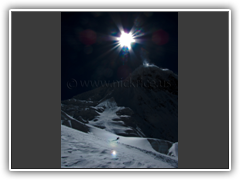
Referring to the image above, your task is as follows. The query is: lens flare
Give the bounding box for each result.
[79,29,97,45]
[117,31,135,49]
[152,29,169,45]
[112,150,116,155]
[109,141,117,148]
[111,150,117,158]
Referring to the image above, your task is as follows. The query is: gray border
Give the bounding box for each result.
[178,12,229,169]
[10,11,229,169]
[11,12,61,169]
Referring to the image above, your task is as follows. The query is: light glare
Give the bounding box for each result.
[112,150,116,155]
[117,32,135,49]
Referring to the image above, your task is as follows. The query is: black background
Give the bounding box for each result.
[61,12,178,100]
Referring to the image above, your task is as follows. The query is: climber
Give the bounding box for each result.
[112,137,119,142]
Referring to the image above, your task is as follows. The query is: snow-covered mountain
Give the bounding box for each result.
[61,65,178,168]
[62,65,178,142]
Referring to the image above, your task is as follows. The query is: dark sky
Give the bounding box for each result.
[61,12,178,100]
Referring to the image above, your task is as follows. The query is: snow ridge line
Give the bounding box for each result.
[135,126,145,137]
[61,110,87,123]
[98,89,114,104]
[119,142,178,168]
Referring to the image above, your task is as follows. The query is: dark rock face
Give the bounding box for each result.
[147,139,173,155]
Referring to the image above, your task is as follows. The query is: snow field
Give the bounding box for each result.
[61,125,177,168]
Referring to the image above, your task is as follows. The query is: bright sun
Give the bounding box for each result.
[117,32,135,49]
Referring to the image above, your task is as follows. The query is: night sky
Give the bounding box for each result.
[61,12,178,100]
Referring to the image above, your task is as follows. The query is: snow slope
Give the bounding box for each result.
[61,125,178,168]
